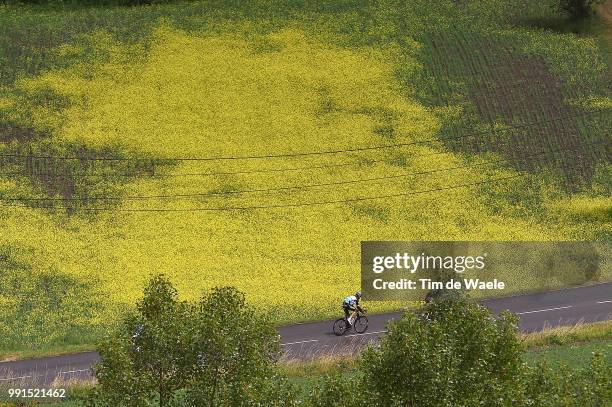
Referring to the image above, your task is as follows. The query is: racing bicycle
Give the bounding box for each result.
[333,308,368,336]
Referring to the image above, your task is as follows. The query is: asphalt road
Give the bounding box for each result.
[1,283,610,388]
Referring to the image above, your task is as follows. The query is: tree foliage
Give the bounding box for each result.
[185,286,295,406]
[88,275,295,407]
[88,275,191,407]
[359,296,525,406]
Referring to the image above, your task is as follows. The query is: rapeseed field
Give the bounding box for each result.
[0,0,609,353]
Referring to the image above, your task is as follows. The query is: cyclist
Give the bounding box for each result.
[342,291,363,325]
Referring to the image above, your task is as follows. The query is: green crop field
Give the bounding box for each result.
[0,0,610,355]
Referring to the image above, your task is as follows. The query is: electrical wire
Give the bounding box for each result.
[0,174,523,212]
[0,109,606,163]
[0,139,602,202]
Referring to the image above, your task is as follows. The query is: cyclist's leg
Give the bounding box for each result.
[346,307,358,325]
[343,305,350,319]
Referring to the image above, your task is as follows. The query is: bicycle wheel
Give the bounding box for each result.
[354,315,368,334]
[333,318,349,336]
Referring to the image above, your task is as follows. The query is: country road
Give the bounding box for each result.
[1,283,610,388]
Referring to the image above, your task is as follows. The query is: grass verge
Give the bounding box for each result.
[281,320,612,379]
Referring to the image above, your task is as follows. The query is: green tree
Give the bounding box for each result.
[555,0,605,19]
[89,278,295,406]
[359,296,525,407]
[88,275,191,407]
[185,286,296,406]
[89,276,295,407]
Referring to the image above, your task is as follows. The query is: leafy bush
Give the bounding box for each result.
[184,286,296,406]
[359,296,525,406]
[87,275,295,406]
[307,371,361,407]
[523,352,611,406]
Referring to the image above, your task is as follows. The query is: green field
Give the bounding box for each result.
[0,0,610,355]
[524,339,611,367]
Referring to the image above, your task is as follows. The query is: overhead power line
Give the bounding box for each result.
[0,174,523,212]
[0,109,607,163]
[0,139,602,202]
[0,141,603,212]
[0,155,502,202]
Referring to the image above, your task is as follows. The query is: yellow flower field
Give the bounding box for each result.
[0,7,609,353]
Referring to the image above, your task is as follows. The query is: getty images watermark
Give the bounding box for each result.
[361,241,611,301]
[371,251,497,290]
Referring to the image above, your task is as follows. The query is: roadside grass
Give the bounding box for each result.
[522,319,612,347]
[281,354,360,379]
[521,320,612,369]
[0,0,609,356]
[281,320,612,398]
[280,320,612,380]
[523,339,611,368]
[0,346,98,364]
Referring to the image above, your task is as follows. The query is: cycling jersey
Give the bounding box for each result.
[343,295,358,308]
[343,295,361,321]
